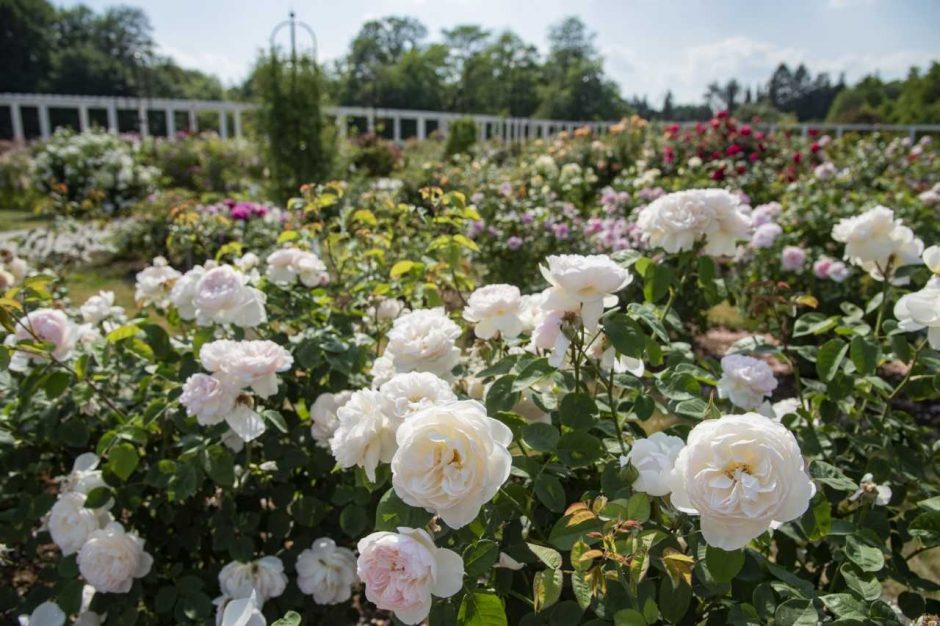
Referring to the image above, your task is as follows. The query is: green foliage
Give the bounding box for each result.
[254,54,334,203]
[445,118,478,157]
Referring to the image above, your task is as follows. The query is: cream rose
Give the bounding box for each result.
[48,492,111,556]
[831,206,924,282]
[462,284,525,339]
[77,522,153,593]
[296,537,359,605]
[134,256,181,308]
[329,389,397,481]
[193,265,267,328]
[717,354,778,410]
[540,254,632,331]
[621,432,685,497]
[218,556,287,603]
[383,308,462,379]
[310,390,354,447]
[378,371,457,425]
[668,413,816,550]
[391,400,512,529]
[356,527,463,625]
[637,189,751,257]
[200,340,294,398]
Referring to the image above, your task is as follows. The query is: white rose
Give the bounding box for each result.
[180,373,240,425]
[169,264,207,320]
[310,390,354,447]
[849,473,892,507]
[265,249,329,287]
[58,453,106,496]
[80,291,123,324]
[5,308,77,372]
[77,522,153,593]
[296,537,359,605]
[717,354,778,410]
[21,601,65,626]
[383,308,462,379]
[620,432,684,496]
[462,284,525,339]
[638,189,751,257]
[540,254,632,331]
[48,492,111,556]
[894,276,940,349]
[750,222,782,249]
[357,527,463,625]
[200,340,293,398]
[771,397,802,421]
[378,371,457,425]
[135,257,181,308]
[832,206,924,282]
[374,298,406,322]
[216,591,266,626]
[668,413,816,550]
[194,265,267,328]
[218,556,287,603]
[528,309,570,367]
[391,400,512,529]
[923,245,940,274]
[330,389,397,481]
[369,355,397,387]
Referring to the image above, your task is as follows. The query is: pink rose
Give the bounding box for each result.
[356,527,463,624]
[781,246,806,272]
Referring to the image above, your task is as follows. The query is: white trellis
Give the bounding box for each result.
[2,93,938,144]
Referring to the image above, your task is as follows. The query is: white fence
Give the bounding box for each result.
[2,92,939,144]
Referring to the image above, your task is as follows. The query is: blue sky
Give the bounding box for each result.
[58,0,940,103]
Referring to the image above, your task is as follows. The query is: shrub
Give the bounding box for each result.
[444,117,478,157]
[30,129,159,217]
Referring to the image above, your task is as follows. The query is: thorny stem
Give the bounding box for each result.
[872,259,894,339]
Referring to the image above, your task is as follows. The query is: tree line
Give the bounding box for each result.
[2,0,938,123]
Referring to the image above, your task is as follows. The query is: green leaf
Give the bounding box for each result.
[820,594,866,620]
[840,565,882,602]
[556,431,603,467]
[535,474,567,513]
[705,546,744,583]
[533,567,563,612]
[614,608,648,626]
[642,263,673,303]
[528,543,563,569]
[204,445,235,488]
[775,599,819,626]
[801,492,832,540]
[374,489,430,532]
[626,493,651,523]
[659,577,691,624]
[83,486,112,509]
[463,540,499,578]
[390,260,416,278]
[559,393,597,430]
[849,336,880,375]
[513,358,555,391]
[811,461,857,492]
[106,323,141,343]
[522,423,559,453]
[816,339,848,381]
[339,505,368,537]
[457,591,508,626]
[844,535,884,573]
[272,612,302,626]
[107,443,139,481]
[603,314,646,358]
[486,375,519,415]
[43,371,71,399]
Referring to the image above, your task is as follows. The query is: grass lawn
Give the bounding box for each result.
[0,209,50,233]
[63,262,138,310]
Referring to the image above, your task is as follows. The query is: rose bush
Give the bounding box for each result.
[1,120,939,626]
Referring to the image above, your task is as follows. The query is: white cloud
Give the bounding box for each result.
[159,45,251,86]
[603,36,934,104]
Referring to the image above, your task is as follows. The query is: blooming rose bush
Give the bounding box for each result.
[1,131,940,626]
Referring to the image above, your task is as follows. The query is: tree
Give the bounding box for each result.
[0,0,56,93]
